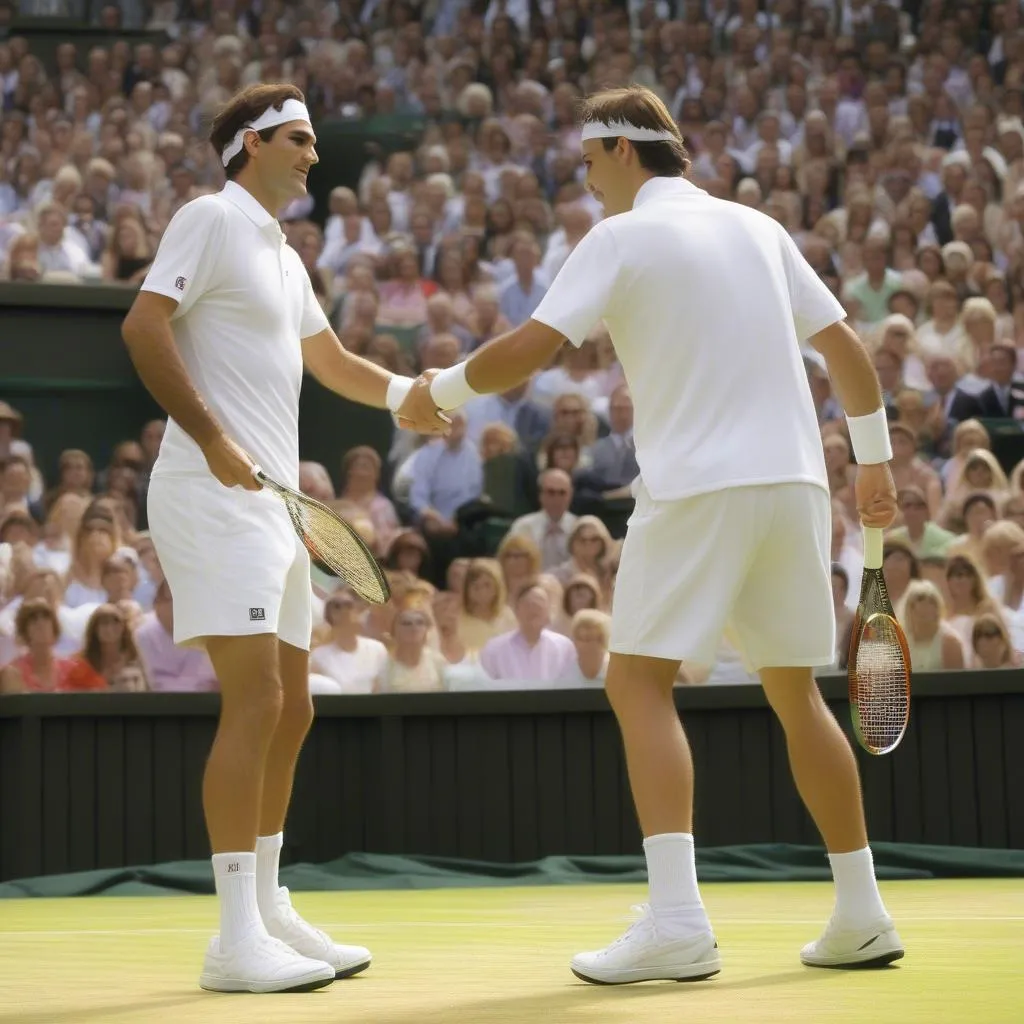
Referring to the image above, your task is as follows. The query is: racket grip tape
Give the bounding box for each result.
[863,526,884,571]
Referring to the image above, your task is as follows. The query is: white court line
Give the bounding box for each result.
[3,917,1023,938]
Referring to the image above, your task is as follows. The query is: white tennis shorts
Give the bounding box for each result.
[610,482,835,671]
[148,473,312,651]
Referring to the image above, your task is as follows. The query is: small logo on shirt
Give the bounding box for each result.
[249,607,265,621]
[174,275,186,291]
[226,862,239,873]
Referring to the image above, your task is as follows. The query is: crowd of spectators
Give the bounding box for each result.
[3,0,1024,689]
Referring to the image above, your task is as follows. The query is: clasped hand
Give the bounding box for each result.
[395,369,451,436]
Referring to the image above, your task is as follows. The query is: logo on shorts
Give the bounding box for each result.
[249,607,265,621]
[174,275,186,291]
[226,861,239,873]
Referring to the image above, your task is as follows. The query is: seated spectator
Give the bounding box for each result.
[458,558,517,653]
[433,589,491,689]
[377,245,433,327]
[445,557,470,599]
[3,232,42,281]
[100,215,152,283]
[408,410,483,539]
[971,613,1021,669]
[948,492,999,565]
[886,485,956,558]
[416,293,474,355]
[543,393,597,469]
[559,573,604,635]
[903,580,966,671]
[466,284,513,348]
[377,602,446,693]
[73,603,148,691]
[494,532,542,606]
[43,448,94,516]
[134,580,218,692]
[541,433,583,479]
[883,538,921,618]
[508,468,578,571]
[1,453,43,521]
[384,529,431,580]
[0,597,106,694]
[1003,493,1024,533]
[916,280,968,363]
[332,446,401,558]
[941,450,1010,529]
[574,386,638,501]
[980,521,1024,588]
[551,516,614,596]
[889,423,942,517]
[64,514,117,608]
[361,570,413,649]
[563,609,611,687]
[309,586,388,695]
[35,202,96,278]
[479,580,576,683]
[944,553,1003,664]
[976,343,1024,418]
[433,247,476,328]
[0,509,36,548]
[941,420,991,492]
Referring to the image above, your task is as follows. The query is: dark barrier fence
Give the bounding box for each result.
[2,672,1023,883]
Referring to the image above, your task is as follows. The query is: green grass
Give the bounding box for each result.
[1,880,1021,1023]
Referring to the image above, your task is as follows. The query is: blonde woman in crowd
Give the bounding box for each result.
[43,448,94,515]
[980,521,1024,585]
[494,533,542,606]
[971,613,1021,669]
[551,516,614,595]
[1002,492,1024,532]
[529,339,607,409]
[940,450,1009,530]
[916,279,968,362]
[948,492,999,564]
[943,553,1003,665]
[432,590,490,689]
[940,419,991,492]
[563,609,611,687]
[991,532,1024,617]
[458,558,516,653]
[34,493,87,575]
[902,580,965,671]
[376,600,446,693]
[874,314,929,391]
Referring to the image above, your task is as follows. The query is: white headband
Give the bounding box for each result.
[580,118,678,144]
[221,98,312,167]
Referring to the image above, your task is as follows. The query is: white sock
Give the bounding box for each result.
[828,847,889,928]
[212,852,263,948]
[643,833,709,936]
[255,832,284,919]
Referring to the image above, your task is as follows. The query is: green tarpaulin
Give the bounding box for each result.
[2,843,1022,898]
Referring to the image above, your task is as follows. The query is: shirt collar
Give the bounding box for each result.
[221,180,282,238]
[632,175,706,210]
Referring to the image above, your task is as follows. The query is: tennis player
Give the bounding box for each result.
[402,85,904,982]
[121,84,442,993]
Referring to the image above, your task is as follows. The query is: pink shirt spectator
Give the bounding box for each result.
[479,628,576,683]
[134,612,218,692]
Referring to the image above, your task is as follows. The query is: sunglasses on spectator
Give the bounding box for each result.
[576,534,601,543]
[541,487,569,496]
[900,500,926,509]
[397,615,428,628]
[503,550,531,559]
[948,567,975,578]
[975,629,1002,640]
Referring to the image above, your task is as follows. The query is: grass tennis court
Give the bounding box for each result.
[1,879,1021,1023]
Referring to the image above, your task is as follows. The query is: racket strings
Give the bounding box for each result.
[850,614,910,752]
[285,496,389,604]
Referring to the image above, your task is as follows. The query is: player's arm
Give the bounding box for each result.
[403,222,621,416]
[807,320,884,418]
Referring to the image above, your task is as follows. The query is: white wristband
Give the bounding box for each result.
[429,361,479,411]
[385,374,415,413]
[846,407,893,465]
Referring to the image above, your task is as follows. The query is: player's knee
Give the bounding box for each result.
[221,670,283,730]
[278,688,314,734]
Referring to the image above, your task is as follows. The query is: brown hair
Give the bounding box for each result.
[15,597,60,646]
[209,83,306,180]
[82,603,141,672]
[578,85,690,176]
[461,558,507,620]
[971,611,1013,658]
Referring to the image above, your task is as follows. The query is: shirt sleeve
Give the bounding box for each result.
[140,198,227,320]
[530,221,623,347]
[776,226,847,342]
[299,263,331,339]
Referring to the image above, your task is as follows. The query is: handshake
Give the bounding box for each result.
[392,368,454,436]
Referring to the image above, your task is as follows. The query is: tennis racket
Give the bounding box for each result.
[847,526,911,755]
[252,466,391,605]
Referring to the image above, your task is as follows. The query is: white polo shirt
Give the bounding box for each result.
[531,175,844,503]
[141,180,329,488]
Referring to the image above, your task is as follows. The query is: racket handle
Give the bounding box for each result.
[863,526,884,570]
[251,464,267,485]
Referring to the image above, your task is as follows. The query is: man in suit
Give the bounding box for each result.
[977,344,1024,419]
[508,468,578,570]
[922,353,983,458]
[462,381,552,455]
[575,385,639,506]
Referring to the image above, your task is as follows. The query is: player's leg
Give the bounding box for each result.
[198,632,335,993]
[255,551,372,978]
[147,477,334,993]
[733,484,903,968]
[571,488,743,985]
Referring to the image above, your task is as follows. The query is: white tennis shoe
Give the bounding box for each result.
[801,916,905,968]
[263,886,372,979]
[199,928,336,993]
[571,904,721,985]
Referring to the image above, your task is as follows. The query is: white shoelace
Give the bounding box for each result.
[604,904,655,951]
[273,887,330,943]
